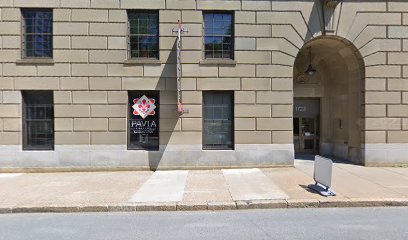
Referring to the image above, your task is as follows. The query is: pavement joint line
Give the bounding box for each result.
[1,199,408,214]
[220,169,235,203]
[383,167,408,179]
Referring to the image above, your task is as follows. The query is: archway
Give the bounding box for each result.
[293,36,365,164]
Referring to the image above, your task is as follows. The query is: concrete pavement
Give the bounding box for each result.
[0,158,407,213]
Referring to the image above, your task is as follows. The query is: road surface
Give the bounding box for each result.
[0,207,407,240]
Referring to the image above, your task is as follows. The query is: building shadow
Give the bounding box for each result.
[295,153,355,165]
[295,153,315,161]
[304,0,325,42]
[298,184,321,195]
[148,40,179,171]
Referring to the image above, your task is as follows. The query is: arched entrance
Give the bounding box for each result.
[293,36,365,164]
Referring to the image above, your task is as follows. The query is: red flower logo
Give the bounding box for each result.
[132,95,156,119]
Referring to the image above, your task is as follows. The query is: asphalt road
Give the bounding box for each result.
[0,207,407,240]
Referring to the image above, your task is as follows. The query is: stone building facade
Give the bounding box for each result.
[0,0,407,171]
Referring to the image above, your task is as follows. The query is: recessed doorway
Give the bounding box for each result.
[293,36,365,164]
[293,98,320,154]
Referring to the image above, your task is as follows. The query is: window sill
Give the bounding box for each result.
[199,59,236,66]
[17,58,54,65]
[202,147,234,151]
[123,59,162,65]
[23,147,54,151]
[127,148,160,151]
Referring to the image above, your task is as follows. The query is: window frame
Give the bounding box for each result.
[202,91,234,150]
[22,91,54,151]
[203,11,234,60]
[127,10,160,60]
[21,8,53,59]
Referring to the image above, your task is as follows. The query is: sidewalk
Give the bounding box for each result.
[0,159,407,213]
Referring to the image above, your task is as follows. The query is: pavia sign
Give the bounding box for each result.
[128,93,160,145]
[130,95,158,134]
[129,120,157,134]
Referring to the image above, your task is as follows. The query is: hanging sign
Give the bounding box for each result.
[173,20,188,114]
[176,20,183,114]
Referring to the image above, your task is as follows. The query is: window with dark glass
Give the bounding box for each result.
[128,91,160,150]
[21,9,53,58]
[127,11,159,59]
[203,92,234,150]
[204,12,234,59]
[22,91,54,150]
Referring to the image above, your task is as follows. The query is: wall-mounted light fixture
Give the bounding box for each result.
[305,47,316,76]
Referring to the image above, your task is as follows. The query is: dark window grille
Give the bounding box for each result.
[203,92,234,150]
[21,9,53,58]
[23,91,54,150]
[127,11,159,59]
[204,12,234,59]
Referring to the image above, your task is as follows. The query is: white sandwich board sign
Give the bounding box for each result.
[308,155,336,196]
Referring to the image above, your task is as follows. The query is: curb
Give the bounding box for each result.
[1,199,408,214]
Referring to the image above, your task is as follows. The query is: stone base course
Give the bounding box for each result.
[0,144,294,171]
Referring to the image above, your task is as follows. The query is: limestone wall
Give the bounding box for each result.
[0,0,407,168]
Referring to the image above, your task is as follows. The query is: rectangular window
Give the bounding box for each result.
[21,9,53,58]
[128,91,160,150]
[203,12,234,59]
[203,92,234,150]
[22,91,54,150]
[127,11,159,59]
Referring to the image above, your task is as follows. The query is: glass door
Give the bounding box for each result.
[301,117,318,153]
[294,117,319,153]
